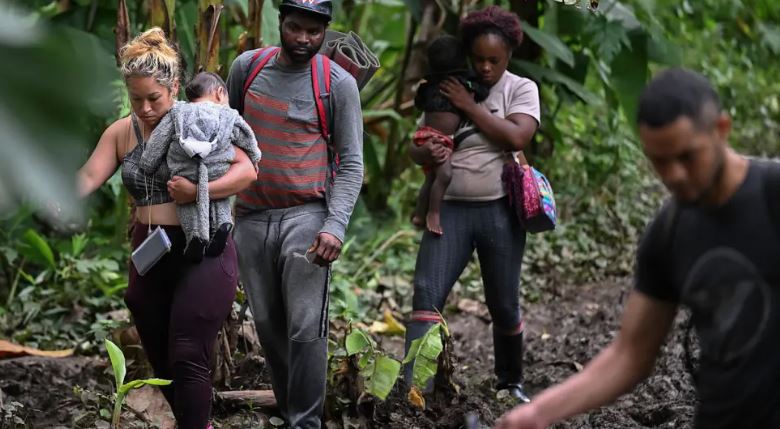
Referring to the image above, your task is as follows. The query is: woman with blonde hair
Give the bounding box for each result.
[78,28,257,428]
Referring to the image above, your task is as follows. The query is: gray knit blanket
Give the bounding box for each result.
[140,101,261,255]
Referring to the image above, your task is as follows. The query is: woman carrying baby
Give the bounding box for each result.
[405,6,540,403]
[77,28,257,429]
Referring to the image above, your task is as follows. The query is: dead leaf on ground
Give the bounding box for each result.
[408,385,426,410]
[378,276,411,290]
[237,320,261,350]
[0,340,73,359]
[368,321,390,334]
[106,309,130,322]
[354,321,370,331]
[126,385,175,429]
[368,309,406,336]
[551,360,585,372]
[457,298,491,321]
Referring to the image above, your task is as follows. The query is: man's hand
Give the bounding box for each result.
[167,176,197,204]
[440,77,477,112]
[496,404,546,429]
[308,232,342,266]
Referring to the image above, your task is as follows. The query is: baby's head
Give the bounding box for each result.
[185,72,228,105]
[426,35,467,75]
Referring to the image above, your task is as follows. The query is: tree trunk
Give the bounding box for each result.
[247,0,265,51]
[397,0,443,106]
[195,0,225,73]
[149,0,176,42]
[114,0,130,66]
[366,0,443,212]
[509,0,541,63]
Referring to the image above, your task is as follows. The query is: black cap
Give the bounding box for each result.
[279,0,332,21]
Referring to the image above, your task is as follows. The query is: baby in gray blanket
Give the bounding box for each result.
[140,72,262,261]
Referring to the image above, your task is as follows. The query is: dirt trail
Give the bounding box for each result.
[370,280,696,428]
[0,280,696,428]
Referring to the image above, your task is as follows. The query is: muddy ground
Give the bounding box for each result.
[0,279,696,428]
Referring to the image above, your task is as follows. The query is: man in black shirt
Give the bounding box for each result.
[497,68,780,429]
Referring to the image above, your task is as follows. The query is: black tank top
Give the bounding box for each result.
[121,115,173,206]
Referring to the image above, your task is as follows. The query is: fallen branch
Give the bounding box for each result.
[216,390,277,409]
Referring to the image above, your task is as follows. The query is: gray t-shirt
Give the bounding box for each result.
[445,71,540,201]
[226,50,364,242]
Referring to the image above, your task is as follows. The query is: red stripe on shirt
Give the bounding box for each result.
[257,172,327,185]
[244,105,311,131]
[259,142,327,156]
[253,126,321,144]
[246,91,288,113]
[260,158,328,169]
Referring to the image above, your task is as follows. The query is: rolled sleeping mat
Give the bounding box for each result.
[319,30,380,90]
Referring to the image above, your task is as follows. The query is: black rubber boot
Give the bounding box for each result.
[494,330,531,403]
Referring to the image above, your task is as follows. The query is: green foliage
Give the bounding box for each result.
[105,339,126,389]
[0,5,117,219]
[522,21,575,67]
[0,208,129,351]
[648,0,780,155]
[345,328,372,356]
[0,2,778,425]
[401,323,447,389]
[365,355,402,401]
[20,229,56,270]
[334,325,402,401]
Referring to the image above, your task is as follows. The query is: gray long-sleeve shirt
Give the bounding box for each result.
[226,50,363,242]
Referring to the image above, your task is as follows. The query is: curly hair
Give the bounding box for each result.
[460,6,523,52]
[119,27,180,90]
[427,35,467,74]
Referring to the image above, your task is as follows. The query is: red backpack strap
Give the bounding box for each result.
[311,54,338,180]
[242,47,281,104]
[311,53,332,142]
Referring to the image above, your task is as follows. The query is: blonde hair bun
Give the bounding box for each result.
[119,27,180,90]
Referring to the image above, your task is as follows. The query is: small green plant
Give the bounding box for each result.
[327,316,450,411]
[402,321,448,392]
[343,326,401,401]
[399,316,452,409]
[104,339,171,428]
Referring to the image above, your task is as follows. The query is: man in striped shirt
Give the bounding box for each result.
[226,1,363,427]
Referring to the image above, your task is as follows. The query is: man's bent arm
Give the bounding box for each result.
[320,75,364,242]
[500,291,677,428]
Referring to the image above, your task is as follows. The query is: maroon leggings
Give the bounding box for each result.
[125,223,237,429]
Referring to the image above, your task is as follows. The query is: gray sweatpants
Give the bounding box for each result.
[234,201,330,429]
